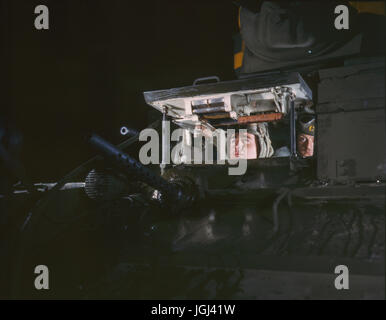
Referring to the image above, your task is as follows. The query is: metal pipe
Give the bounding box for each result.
[161,108,170,174]
[87,133,180,200]
[120,126,139,136]
[290,99,297,157]
[192,106,226,114]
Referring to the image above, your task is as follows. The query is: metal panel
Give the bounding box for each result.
[143,72,311,104]
[317,109,386,182]
[317,57,385,112]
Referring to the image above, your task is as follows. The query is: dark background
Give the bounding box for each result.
[1,0,237,181]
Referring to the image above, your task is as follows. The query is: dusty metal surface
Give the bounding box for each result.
[6,182,383,299]
[81,196,385,299]
[3,58,385,300]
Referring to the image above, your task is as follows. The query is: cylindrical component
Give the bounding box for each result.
[192,106,226,114]
[120,127,139,136]
[237,112,283,124]
[87,133,180,200]
[85,168,131,201]
[202,112,230,119]
[161,111,169,173]
[289,100,297,157]
[212,112,283,126]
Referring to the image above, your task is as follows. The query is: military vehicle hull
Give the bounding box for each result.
[1,56,385,300]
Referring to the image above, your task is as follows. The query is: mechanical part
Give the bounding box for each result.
[84,168,133,201]
[87,133,196,208]
[202,112,230,120]
[120,127,139,136]
[192,98,226,115]
[151,176,198,209]
[161,107,169,175]
[192,106,226,114]
[289,99,297,157]
[143,73,312,124]
[193,76,220,86]
[237,112,283,124]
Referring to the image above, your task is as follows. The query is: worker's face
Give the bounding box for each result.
[230,132,259,159]
[297,133,314,157]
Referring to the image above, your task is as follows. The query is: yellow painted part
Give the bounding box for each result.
[233,2,384,70]
[234,51,243,70]
[234,41,245,70]
[350,1,385,15]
